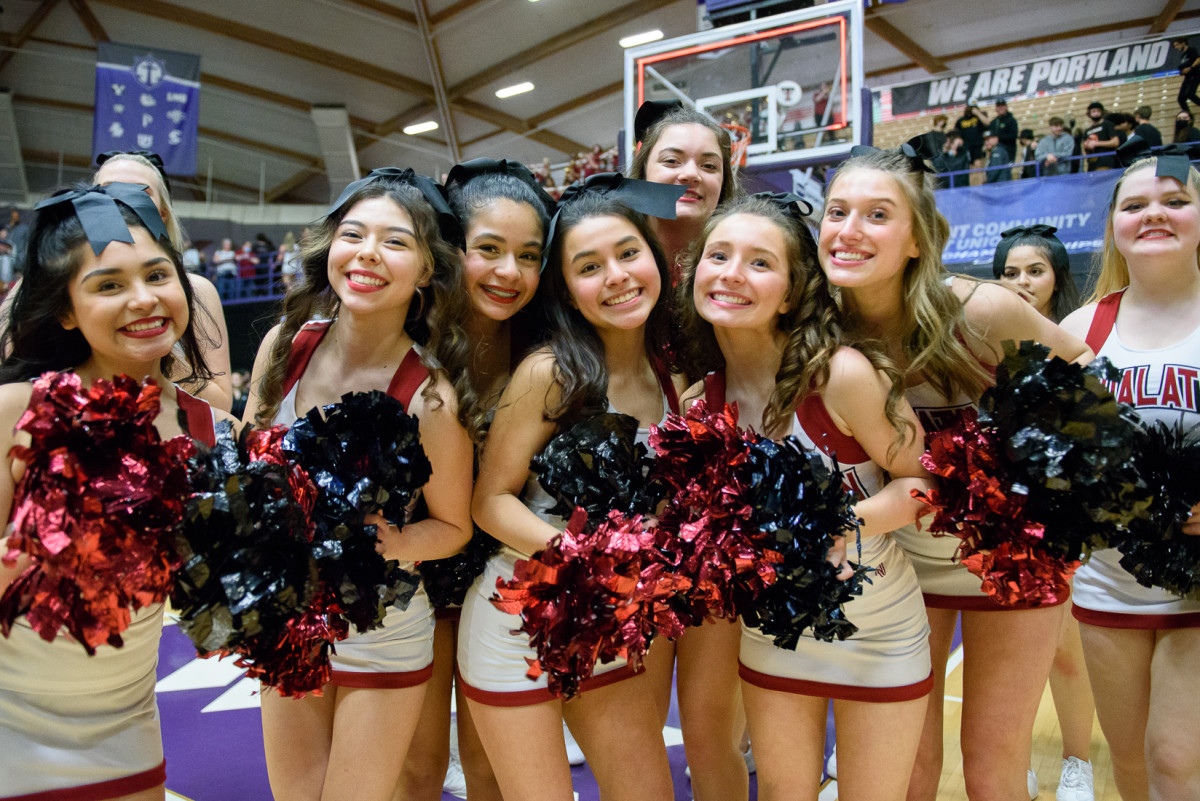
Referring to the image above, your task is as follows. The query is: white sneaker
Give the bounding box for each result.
[443,718,468,797]
[1028,767,1039,799]
[1056,757,1094,801]
[826,747,837,779]
[563,722,585,766]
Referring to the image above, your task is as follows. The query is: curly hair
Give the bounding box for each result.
[251,180,472,430]
[446,170,552,439]
[677,195,911,449]
[825,149,991,405]
[1088,157,1200,302]
[539,193,676,426]
[0,194,211,385]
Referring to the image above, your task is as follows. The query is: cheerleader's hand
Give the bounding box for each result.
[363,513,399,555]
[827,533,855,581]
[1183,503,1200,537]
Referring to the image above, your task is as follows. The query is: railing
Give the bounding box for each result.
[936,149,1119,185]
[213,254,288,305]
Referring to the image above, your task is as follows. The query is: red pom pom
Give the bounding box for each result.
[0,372,193,653]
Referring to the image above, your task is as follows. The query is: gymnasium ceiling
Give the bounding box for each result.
[2,0,1198,205]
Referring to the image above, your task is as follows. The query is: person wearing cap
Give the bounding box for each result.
[983,129,1012,183]
[954,103,988,170]
[991,98,1019,157]
[1173,37,1200,113]
[1133,106,1163,148]
[1081,102,1119,170]
[1035,117,1075,177]
[933,130,971,188]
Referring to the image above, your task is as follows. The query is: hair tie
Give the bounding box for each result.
[849,134,938,174]
[327,167,463,248]
[634,100,684,144]
[542,172,685,271]
[35,182,168,255]
[95,150,170,193]
[445,158,557,218]
[992,224,1067,280]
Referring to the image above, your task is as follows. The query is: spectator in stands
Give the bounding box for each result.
[278,231,301,291]
[1174,37,1200,113]
[955,103,988,168]
[252,232,275,261]
[983,130,1012,183]
[934,130,970,188]
[1107,112,1133,146]
[235,240,258,296]
[1036,117,1074,177]
[0,227,12,293]
[923,114,949,154]
[1018,128,1038,179]
[1082,102,1119,170]
[991,98,1019,158]
[1133,106,1162,148]
[7,209,27,258]
[181,242,203,274]
[1175,109,1200,143]
[212,237,237,298]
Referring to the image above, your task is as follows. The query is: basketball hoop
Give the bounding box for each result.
[721,123,751,170]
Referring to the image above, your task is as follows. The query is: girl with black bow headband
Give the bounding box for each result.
[819,146,1092,801]
[678,192,936,799]
[992,224,1081,323]
[0,182,233,800]
[465,176,683,801]
[242,169,475,801]
[1058,154,1200,799]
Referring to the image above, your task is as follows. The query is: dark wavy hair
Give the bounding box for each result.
[251,180,471,429]
[991,232,1080,323]
[0,193,212,385]
[627,105,740,204]
[540,193,676,425]
[446,171,552,438]
[678,195,912,450]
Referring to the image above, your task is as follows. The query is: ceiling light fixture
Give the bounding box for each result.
[403,121,439,135]
[620,30,664,48]
[496,81,535,99]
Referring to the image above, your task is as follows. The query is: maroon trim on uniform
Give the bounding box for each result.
[794,393,869,464]
[330,661,434,689]
[5,760,166,801]
[456,662,642,708]
[176,387,215,447]
[650,357,681,415]
[922,590,1069,611]
[386,348,429,409]
[281,321,330,399]
[738,663,934,703]
[704,370,726,407]
[1084,290,1124,355]
[1073,604,1200,630]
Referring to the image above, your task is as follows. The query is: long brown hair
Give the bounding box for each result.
[627,106,740,205]
[251,180,471,429]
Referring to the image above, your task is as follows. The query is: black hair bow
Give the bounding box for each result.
[1116,136,1198,185]
[992,224,1067,279]
[445,158,557,217]
[849,135,938,174]
[634,100,684,144]
[35,182,168,255]
[753,191,814,220]
[327,167,463,248]
[96,150,170,193]
[543,173,685,271]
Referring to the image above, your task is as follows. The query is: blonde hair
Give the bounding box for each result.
[826,150,991,402]
[1088,157,1200,302]
[92,153,185,251]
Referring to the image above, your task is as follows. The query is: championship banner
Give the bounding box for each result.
[882,36,1177,118]
[936,170,1119,265]
[93,42,201,176]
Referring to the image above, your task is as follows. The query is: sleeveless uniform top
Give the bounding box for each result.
[1072,290,1200,629]
[457,362,680,705]
[703,370,932,700]
[273,320,436,687]
[0,384,216,800]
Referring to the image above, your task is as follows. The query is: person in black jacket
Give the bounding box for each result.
[1174,37,1200,113]
[1174,109,1200,143]
[934,130,971,188]
[955,103,988,167]
[991,98,1019,157]
[1133,106,1163,148]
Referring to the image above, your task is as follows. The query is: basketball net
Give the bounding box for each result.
[721,123,751,172]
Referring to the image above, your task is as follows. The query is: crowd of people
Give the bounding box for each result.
[0,88,1197,801]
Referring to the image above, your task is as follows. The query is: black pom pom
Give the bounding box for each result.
[419,528,503,609]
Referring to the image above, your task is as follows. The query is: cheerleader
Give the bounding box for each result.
[0,183,228,801]
[396,159,554,801]
[628,100,749,800]
[678,193,934,800]
[92,151,233,411]
[1060,153,1200,800]
[993,226,1095,799]
[465,177,682,801]
[243,169,474,801]
[818,147,1092,801]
